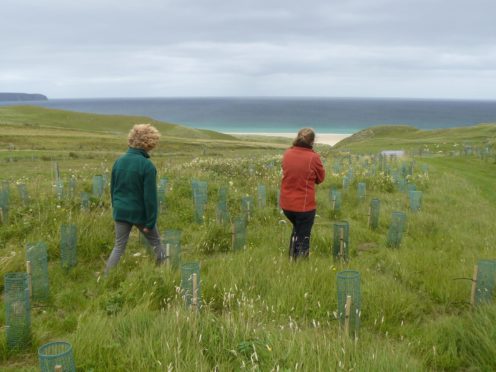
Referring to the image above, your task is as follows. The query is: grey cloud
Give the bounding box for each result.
[2,0,494,46]
[0,0,495,98]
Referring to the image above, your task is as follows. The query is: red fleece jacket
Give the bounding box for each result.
[280,146,325,212]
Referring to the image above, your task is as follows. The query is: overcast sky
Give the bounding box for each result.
[1,0,495,99]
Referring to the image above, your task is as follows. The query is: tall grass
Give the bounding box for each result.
[0,118,496,370]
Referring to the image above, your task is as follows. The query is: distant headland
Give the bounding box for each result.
[0,92,48,101]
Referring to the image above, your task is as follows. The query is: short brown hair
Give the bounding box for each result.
[128,124,160,150]
[292,127,315,147]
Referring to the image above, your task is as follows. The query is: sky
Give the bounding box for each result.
[0,0,495,99]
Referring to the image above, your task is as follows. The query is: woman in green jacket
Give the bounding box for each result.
[105,124,165,274]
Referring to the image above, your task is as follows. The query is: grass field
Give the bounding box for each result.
[0,107,496,371]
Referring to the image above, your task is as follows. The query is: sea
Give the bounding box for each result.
[1,97,496,134]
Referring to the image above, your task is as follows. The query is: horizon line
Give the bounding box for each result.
[41,95,496,102]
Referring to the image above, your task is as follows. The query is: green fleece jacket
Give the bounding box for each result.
[111,148,158,229]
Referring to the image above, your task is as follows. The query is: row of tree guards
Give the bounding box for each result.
[1,169,424,228]
[191,180,270,225]
[9,251,362,345]
[3,270,76,369]
[331,181,422,211]
[332,211,407,262]
[178,264,363,338]
[0,174,107,220]
[11,238,493,355]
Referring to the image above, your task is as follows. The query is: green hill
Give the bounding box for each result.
[0,105,236,141]
[1,109,496,371]
[0,106,288,160]
[334,123,496,153]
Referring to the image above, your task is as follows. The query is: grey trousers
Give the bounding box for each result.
[105,221,165,274]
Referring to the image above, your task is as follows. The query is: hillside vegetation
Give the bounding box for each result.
[0,107,495,371]
[335,123,496,153]
[0,105,236,140]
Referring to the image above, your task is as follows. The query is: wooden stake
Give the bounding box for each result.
[192,273,198,310]
[231,223,236,250]
[367,206,372,228]
[344,295,352,337]
[165,243,170,266]
[26,261,32,297]
[339,227,344,258]
[470,264,478,306]
[332,196,336,211]
[0,207,3,225]
[54,365,63,372]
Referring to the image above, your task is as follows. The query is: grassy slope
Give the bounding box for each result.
[334,124,496,153]
[0,113,495,371]
[0,107,288,161]
[0,105,236,141]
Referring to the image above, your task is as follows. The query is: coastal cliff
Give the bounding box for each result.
[0,92,48,101]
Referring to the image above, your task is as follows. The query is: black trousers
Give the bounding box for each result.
[283,209,316,259]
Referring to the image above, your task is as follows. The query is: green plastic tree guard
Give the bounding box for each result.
[337,270,361,338]
[38,341,76,372]
[17,183,29,206]
[67,177,77,200]
[4,272,31,351]
[26,242,50,302]
[241,196,254,220]
[0,189,9,224]
[369,199,380,230]
[406,183,416,193]
[386,212,406,248]
[332,221,350,261]
[157,184,166,209]
[232,217,247,250]
[192,180,208,202]
[92,175,104,198]
[193,199,205,224]
[192,180,208,224]
[474,260,496,305]
[2,180,10,197]
[158,178,168,208]
[357,182,366,201]
[218,186,228,204]
[216,186,229,224]
[60,224,77,269]
[80,192,90,210]
[163,229,181,269]
[330,189,342,212]
[181,262,201,310]
[397,178,407,192]
[159,177,168,188]
[216,201,229,225]
[257,184,267,208]
[409,190,422,212]
[342,175,350,191]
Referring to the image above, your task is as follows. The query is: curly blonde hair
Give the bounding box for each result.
[128,124,161,151]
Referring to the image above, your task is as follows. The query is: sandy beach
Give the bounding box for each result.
[226,132,352,146]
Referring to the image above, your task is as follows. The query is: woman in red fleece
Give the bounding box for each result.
[280,128,325,259]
